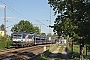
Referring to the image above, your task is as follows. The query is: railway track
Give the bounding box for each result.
[0,45,48,60]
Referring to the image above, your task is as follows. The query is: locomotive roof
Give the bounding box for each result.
[12,32,27,34]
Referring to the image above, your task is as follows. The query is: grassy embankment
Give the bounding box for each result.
[34,44,60,60]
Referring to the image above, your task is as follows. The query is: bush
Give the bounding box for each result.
[0,36,12,49]
[5,39,12,48]
[0,37,5,49]
[67,46,72,58]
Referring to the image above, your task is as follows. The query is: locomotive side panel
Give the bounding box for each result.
[12,32,34,47]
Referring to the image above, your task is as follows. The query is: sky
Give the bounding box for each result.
[0,0,55,35]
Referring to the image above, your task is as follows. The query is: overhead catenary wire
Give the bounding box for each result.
[0,0,32,29]
[0,0,28,20]
[0,0,50,25]
[36,20,49,27]
[6,24,14,28]
[1,0,36,23]
[0,0,51,35]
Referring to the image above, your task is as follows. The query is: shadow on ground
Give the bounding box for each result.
[0,51,36,60]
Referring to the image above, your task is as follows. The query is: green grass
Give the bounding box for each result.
[33,44,59,60]
[49,44,59,52]
[73,45,90,59]
[5,40,12,48]
[0,36,12,50]
[0,37,5,50]
[84,45,90,59]
[67,44,90,59]
[0,41,5,49]
[67,45,72,58]
[34,50,51,60]
[73,45,80,58]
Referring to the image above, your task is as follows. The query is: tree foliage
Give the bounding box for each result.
[11,20,40,34]
[40,32,46,36]
[33,26,40,34]
[48,0,90,44]
[0,24,4,30]
[47,33,52,37]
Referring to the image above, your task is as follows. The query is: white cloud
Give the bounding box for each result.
[0,4,6,8]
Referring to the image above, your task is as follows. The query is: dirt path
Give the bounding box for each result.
[61,46,69,60]
[46,45,70,60]
[46,46,61,60]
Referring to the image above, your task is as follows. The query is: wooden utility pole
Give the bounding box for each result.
[4,6,6,40]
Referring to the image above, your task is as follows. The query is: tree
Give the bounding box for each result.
[40,32,46,36]
[33,26,40,34]
[48,0,90,41]
[48,0,76,38]
[48,0,89,58]
[11,20,40,33]
[47,33,52,37]
[0,24,4,30]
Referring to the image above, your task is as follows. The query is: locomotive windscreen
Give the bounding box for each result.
[13,34,22,39]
